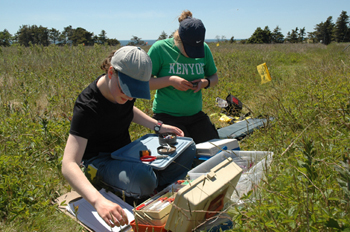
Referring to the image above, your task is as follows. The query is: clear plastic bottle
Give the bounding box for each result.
[216,97,228,108]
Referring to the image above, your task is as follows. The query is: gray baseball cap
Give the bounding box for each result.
[111,46,152,100]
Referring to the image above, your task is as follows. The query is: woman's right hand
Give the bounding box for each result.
[169,76,194,91]
[94,196,129,228]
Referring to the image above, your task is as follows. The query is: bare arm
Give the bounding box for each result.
[132,106,184,136]
[62,134,129,227]
[206,72,219,87]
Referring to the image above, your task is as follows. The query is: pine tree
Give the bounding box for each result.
[271,26,284,43]
[333,11,349,42]
[0,29,12,46]
[314,16,334,45]
[157,31,168,41]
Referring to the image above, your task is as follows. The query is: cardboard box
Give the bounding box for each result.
[164,157,242,232]
[54,191,93,232]
[54,189,134,232]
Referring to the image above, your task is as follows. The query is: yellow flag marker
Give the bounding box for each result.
[257,63,272,84]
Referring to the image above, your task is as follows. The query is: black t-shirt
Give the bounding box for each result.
[69,75,135,160]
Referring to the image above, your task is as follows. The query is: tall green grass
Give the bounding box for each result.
[0,42,349,231]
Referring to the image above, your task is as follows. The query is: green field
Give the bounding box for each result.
[1,42,349,231]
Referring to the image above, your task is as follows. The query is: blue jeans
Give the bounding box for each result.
[83,143,196,198]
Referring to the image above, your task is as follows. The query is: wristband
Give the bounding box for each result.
[204,78,211,89]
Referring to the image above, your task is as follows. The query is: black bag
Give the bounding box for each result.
[225,94,242,116]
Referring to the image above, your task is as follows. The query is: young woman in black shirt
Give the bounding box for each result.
[61,46,195,228]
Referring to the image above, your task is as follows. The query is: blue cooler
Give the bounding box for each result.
[111,134,195,170]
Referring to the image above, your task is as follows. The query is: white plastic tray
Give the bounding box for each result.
[195,138,240,157]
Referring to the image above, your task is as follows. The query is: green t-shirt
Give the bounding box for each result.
[148,38,217,116]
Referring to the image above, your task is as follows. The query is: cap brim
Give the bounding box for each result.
[118,72,151,100]
[183,42,205,58]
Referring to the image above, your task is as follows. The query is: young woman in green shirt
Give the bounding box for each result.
[148,10,220,144]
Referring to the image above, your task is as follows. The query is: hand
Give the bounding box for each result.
[94,196,129,228]
[169,76,194,91]
[190,79,207,93]
[160,124,184,137]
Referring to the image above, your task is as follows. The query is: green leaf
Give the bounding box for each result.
[328,197,340,201]
[325,218,341,229]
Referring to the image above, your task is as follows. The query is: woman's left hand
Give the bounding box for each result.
[190,79,207,93]
[191,74,218,93]
[159,124,184,137]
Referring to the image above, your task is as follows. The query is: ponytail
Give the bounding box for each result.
[178,10,192,23]
[100,50,116,73]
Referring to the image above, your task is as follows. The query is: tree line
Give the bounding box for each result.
[228,11,349,45]
[0,10,349,47]
[0,25,120,47]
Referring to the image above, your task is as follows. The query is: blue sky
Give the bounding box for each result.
[1,0,349,40]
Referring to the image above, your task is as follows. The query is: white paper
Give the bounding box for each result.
[66,189,134,232]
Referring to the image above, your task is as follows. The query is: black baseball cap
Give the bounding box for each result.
[178,17,206,58]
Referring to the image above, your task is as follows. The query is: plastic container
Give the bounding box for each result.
[188,150,267,181]
[130,220,166,232]
[187,150,274,205]
[157,145,176,155]
[158,133,177,145]
[194,213,233,232]
[230,151,274,203]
